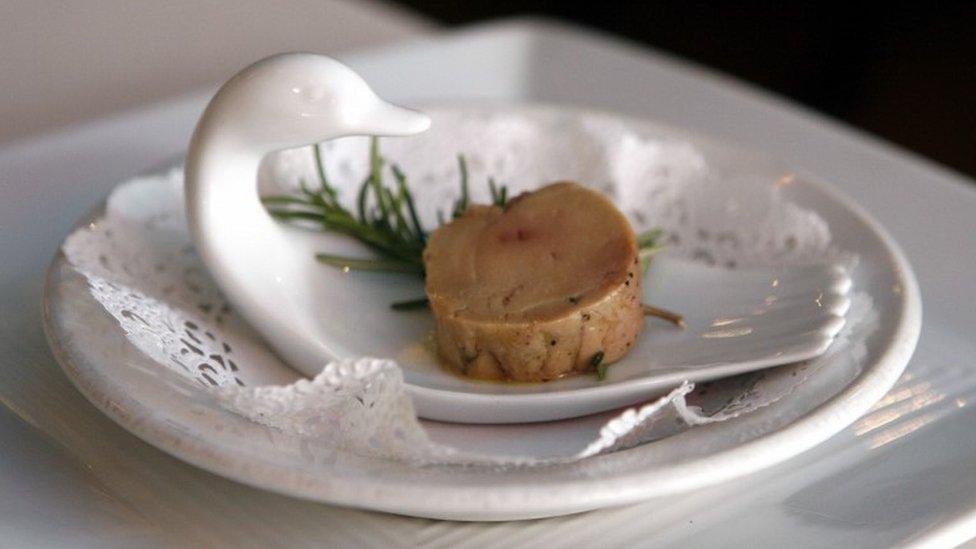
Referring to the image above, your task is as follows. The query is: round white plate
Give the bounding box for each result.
[44,104,920,520]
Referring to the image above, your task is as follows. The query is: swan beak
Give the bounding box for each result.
[357,102,431,136]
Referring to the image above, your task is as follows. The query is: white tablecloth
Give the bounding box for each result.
[2,5,975,547]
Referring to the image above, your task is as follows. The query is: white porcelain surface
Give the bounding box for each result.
[185,53,430,392]
[45,101,919,519]
[6,19,973,546]
[184,55,854,423]
[388,256,853,424]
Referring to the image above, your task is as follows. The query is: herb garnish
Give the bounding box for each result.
[638,228,666,273]
[389,297,430,311]
[263,138,485,278]
[592,351,607,380]
[262,138,671,313]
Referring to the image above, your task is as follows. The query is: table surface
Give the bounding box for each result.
[2,5,976,548]
[0,0,432,145]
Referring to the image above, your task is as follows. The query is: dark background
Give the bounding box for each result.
[391,2,976,178]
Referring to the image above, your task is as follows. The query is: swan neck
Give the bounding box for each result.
[185,125,282,278]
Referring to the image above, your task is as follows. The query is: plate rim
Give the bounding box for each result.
[42,102,922,521]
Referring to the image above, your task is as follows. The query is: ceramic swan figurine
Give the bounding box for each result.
[185,53,430,375]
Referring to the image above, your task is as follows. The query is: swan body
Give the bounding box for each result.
[185,53,430,375]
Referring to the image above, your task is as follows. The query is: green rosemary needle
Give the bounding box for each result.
[390,297,430,311]
[315,254,424,274]
[637,228,667,274]
[592,351,607,381]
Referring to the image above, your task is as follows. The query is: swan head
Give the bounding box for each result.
[200,53,430,151]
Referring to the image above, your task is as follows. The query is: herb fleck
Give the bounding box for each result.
[390,297,430,311]
[592,351,607,380]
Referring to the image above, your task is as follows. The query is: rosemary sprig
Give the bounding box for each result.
[452,154,470,218]
[263,138,476,274]
[262,138,507,307]
[315,254,423,274]
[262,138,669,313]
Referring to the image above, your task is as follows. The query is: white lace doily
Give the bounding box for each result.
[62,108,875,465]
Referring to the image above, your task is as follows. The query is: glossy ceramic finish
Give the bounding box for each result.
[7,20,970,543]
[184,53,430,387]
[45,107,920,520]
[407,257,852,423]
[184,57,854,423]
